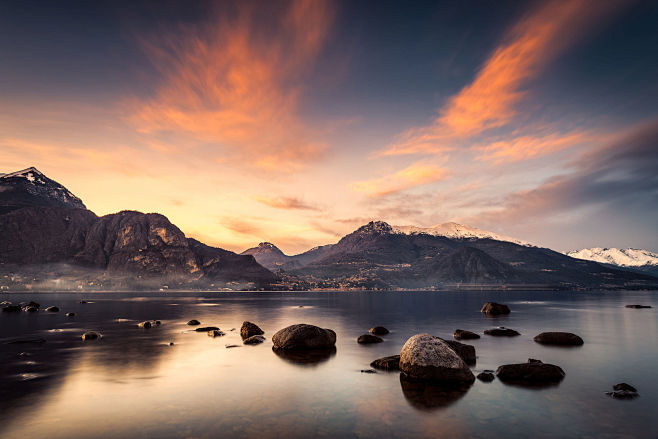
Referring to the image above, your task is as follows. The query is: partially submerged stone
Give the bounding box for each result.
[272,324,336,350]
[370,355,400,371]
[534,332,583,346]
[369,326,389,335]
[207,330,225,337]
[241,321,264,339]
[399,334,475,383]
[81,331,101,341]
[453,329,480,340]
[477,371,495,382]
[45,306,59,312]
[195,326,219,332]
[481,302,510,315]
[496,359,565,385]
[441,339,476,365]
[243,335,266,345]
[357,334,383,344]
[484,327,520,337]
[187,319,200,326]
[625,304,652,309]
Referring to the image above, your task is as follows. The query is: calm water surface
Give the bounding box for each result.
[0,290,657,439]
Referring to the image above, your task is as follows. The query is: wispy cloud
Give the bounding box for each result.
[128,0,334,171]
[382,0,624,158]
[473,120,658,224]
[257,196,321,211]
[351,161,448,197]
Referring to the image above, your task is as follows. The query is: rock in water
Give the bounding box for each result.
[481,302,510,315]
[45,306,59,312]
[369,326,389,335]
[625,304,652,309]
[2,305,22,313]
[441,339,476,365]
[271,324,336,350]
[241,321,264,339]
[357,334,383,344]
[399,334,475,383]
[370,355,400,371]
[81,331,101,341]
[195,326,219,332]
[187,319,200,326]
[533,332,584,346]
[138,321,152,329]
[243,335,266,345]
[613,383,637,392]
[207,330,225,337]
[496,359,565,385]
[484,327,520,337]
[477,371,495,382]
[453,329,480,340]
[66,312,75,317]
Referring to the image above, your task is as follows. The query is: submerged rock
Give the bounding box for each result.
[357,334,383,344]
[138,321,152,329]
[399,334,475,383]
[370,355,401,371]
[45,306,59,312]
[614,383,637,392]
[442,339,476,365]
[81,331,101,341]
[477,371,495,382]
[23,306,38,313]
[369,326,389,335]
[195,326,219,332]
[243,335,266,345]
[225,344,240,349]
[605,383,639,399]
[187,320,201,326]
[2,305,22,313]
[66,312,75,317]
[272,324,336,350]
[241,321,264,339]
[8,338,46,344]
[360,369,377,374]
[481,302,510,315]
[534,332,583,346]
[207,330,225,337]
[625,304,652,309]
[496,359,565,385]
[453,329,480,340]
[484,327,520,337]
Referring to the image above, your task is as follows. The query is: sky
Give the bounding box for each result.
[1,0,657,254]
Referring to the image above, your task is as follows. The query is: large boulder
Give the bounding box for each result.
[399,334,475,383]
[496,359,565,385]
[357,334,383,344]
[534,332,583,346]
[241,321,264,339]
[370,355,400,371]
[481,302,510,315]
[272,324,336,350]
[453,329,479,340]
[442,339,476,365]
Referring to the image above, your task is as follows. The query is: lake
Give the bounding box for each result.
[1,290,657,439]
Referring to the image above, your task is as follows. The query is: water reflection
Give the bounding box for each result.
[273,346,337,366]
[399,375,472,411]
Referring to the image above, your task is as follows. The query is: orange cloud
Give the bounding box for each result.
[475,130,597,164]
[351,161,448,197]
[256,196,320,211]
[128,0,334,171]
[383,0,624,157]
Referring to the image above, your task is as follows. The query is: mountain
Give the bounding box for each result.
[241,242,300,271]
[0,167,85,215]
[0,167,274,290]
[392,222,531,246]
[284,221,657,289]
[566,247,658,277]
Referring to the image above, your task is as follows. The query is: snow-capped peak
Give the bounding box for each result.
[1,167,46,183]
[392,222,532,246]
[566,248,658,267]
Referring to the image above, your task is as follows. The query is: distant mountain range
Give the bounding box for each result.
[1,167,657,291]
[567,248,658,277]
[0,168,273,290]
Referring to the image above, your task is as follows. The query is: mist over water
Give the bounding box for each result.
[1,290,657,438]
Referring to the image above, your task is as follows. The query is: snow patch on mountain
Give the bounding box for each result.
[566,248,658,267]
[392,222,532,246]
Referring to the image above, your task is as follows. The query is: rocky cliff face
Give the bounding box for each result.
[0,168,275,288]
